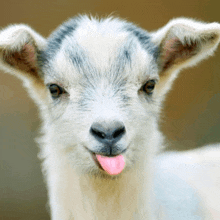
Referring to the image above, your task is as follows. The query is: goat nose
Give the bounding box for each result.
[90,122,126,145]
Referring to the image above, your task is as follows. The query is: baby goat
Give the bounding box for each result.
[0,15,220,219]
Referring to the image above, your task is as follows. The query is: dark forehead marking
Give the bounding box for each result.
[125,24,159,59]
[39,16,81,67]
[66,44,97,75]
[112,40,134,75]
[124,49,131,62]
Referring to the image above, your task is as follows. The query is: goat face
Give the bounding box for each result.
[40,17,160,176]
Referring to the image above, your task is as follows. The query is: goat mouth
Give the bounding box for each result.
[85,147,127,175]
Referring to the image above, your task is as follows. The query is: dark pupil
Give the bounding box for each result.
[145,80,155,93]
[147,84,154,91]
[50,85,61,97]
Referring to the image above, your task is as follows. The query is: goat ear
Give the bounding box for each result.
[0,24,46,80]
[152,18,220,71]
[0,24,47,105]
[151,18,220,95]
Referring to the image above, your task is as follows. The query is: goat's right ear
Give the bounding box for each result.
[151,18,220,97]
[0,24,47,105]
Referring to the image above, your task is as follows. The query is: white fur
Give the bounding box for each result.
[0,16,220,219]
[154,145,220,219]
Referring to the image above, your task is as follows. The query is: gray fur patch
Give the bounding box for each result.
[126,25,159,59]
[39,16,80,66]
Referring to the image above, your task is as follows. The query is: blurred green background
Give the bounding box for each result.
[0,0,220,219]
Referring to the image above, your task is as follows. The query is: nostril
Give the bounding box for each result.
[113,126,125,139]
[90,127,106,139]
[90,122,126,143]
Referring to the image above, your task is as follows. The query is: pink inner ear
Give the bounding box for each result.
[163,38,180,61]
[3,43,39,78]
[23,43,36,64]
[161,37,197,71]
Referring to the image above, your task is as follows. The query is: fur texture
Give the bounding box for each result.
[0,15,220,219]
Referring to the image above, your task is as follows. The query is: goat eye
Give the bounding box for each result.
[48,84,65,98]
[143,80,156,94]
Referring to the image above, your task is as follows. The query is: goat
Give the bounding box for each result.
[0,15,220,219]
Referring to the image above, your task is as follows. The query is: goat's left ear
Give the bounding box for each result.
[151,18,220,95]
[152,18,220,71]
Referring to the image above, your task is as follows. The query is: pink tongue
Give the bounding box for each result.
[96,154,125,175]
